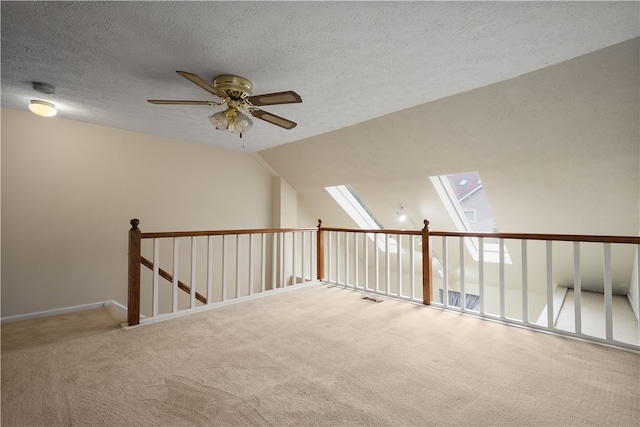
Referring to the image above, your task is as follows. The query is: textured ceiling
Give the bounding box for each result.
[2,1,638,152]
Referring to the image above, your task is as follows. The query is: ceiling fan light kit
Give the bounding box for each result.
[148,71,302,137]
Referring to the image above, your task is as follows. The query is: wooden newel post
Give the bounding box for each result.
[421,219,432,305]
[128,218,141,326]
[317,219,324,281]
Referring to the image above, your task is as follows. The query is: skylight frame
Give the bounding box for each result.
[325,185,398,253]
[430,174,511,264]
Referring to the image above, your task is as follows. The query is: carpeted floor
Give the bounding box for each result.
[2,284,639,426]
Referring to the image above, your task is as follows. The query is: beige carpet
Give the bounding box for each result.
[2,284,639,426]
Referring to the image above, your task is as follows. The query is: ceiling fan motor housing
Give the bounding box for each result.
[213,75,253,100]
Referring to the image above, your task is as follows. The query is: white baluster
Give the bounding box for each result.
[345,232,349,286]
[375,235,380,293]
[222,235,227,301]
[573,242,582,334]
[354,232,359,288]
[271,233,276,290]
[546,241,554,328]
[478,237,484,315]
[499,238,505,319]
[248,234,253,295]
[261,233,266,293]
[397,234,402,297]
[152,238,160,317]
[364,233,369,291]
[292,232,297,286]
[172,238,179,313]
[327,232,332,283]
[410,235,415,301]
[460,236,466,312]
[308,231,312,283]
[190,237,197,309]
[636,244,640,344]
[603,243,613,341]
[301,232,306,283]
[442,237,448,307]
[336,232,340,284]
[385,234,390,295]
[235,235,240,298]
[207,236,213,305]
[521,240,528,323]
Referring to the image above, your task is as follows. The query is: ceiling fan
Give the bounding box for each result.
[148,71,302,136]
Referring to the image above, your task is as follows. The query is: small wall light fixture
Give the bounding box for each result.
[397,204,420,229]
[28,100,57,117]
[397,205,407,222]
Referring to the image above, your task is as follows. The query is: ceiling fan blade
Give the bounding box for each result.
[247,91,302,106]
[250,109,297,130]
[176,71,225,99]
[147,100,216,105]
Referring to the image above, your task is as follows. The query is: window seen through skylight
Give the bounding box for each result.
[430,172,511,263]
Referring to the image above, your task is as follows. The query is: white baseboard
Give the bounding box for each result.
[1,300,128,324]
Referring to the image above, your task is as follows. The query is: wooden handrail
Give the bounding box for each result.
[140,256,208,304]
[428,231,640,244]
[140,227,318,239]
[317,226,640,244]
[321,227,420,236]
[128,218,639,326]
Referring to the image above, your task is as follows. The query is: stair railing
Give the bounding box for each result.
[129,218,640,350]
[317,221,640,351]
[127,219,320,326]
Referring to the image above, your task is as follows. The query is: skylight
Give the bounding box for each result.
[325,185,398,253]
[430,172,511,264]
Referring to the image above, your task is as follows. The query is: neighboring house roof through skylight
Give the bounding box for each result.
[430,172,511,264]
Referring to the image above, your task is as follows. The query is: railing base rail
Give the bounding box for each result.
[324,280,640,353]
[123,280,321,330]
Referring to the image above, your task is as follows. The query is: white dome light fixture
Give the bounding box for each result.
[29,100,57,117]
[28,82,57,117]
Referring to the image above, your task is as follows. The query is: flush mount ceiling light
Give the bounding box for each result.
[29,82,57,117]
[28,100,57,117]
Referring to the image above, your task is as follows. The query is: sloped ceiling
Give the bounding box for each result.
[1,1,638,152]
[260,38,639,294]
[261,39,639,236]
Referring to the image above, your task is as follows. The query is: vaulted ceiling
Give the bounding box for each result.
[2,1,638,152]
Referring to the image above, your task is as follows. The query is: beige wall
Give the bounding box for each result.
[259,39,639,236]
[259,38,640,296]
[272,176,297,228]
[1,109,274,317]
